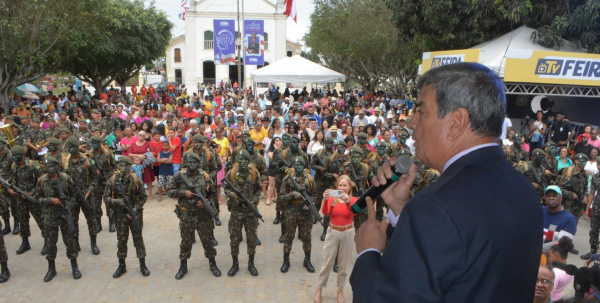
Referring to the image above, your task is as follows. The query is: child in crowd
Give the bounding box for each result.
[212,142,226,203]
[157,141,174,202]
[130,155,144,182]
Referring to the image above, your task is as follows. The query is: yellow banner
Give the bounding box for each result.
[504,50,600,86]
[421,49,480,74]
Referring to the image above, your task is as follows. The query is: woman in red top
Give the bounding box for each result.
[314,175,357,303]
[128,130,156,200]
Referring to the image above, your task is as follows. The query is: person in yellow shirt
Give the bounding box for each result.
[165,101,175,113]
[250,121,268,151]
[212,127,229,157]
[203,98,213,116]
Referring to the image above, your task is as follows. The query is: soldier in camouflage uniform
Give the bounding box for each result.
[57,111,75,134]
[34,156,81,282]
[356,132,372,161]
[343,146,370,230]
[366,141,390,221]
[9,146,45,255]
[279,156,316,273]
[62,136,99,255]
[239,137,267,245]
[167,152,221,279]
[10,123,28,150]
[87,135,115,233]
[226,131,252,170]
[389,130,411,158]
[104,156,150,278]
[504,133,528,167]
[224,149,262,277]
[582,156,600,260]
[311,137,336,238]
[26,118,51,161]
[59,128,72,155]
[0,138,17,235]
[557,153,590,223]
[103,107,119,137]
[271,133,290,226]
[0,155,10,282]
[88,110,106,137]
[544,142,559,185]
[42,138,65,175]
[516,148,547,198]
[73,119,91,153]
[47,118,61,139]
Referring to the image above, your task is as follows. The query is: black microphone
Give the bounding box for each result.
[351,156,413,214]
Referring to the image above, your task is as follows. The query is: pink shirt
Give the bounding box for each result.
[590,137,600,149]
[120,136,136,156]
[551,268,573,301]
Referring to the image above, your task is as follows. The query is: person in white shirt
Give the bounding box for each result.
[352,110,369,127]
[503,129,516,146]
[501,117,512,140]
[584,148,599,175]
[307,129,325,156]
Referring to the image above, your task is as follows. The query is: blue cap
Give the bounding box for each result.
[337,112,343,115]
[545,185,562,195]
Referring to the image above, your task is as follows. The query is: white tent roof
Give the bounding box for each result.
[471,25,585,77]
[251,55,346,83]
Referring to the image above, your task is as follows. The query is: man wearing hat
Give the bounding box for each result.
[544,142,559,182]
[0,138,17,236]
[87,135,116,233]
[311,137,336,228]
[74,119,91,153]
[47,117,60,139]
[279,156,316,274]
[343,146,370,229]
[504,133,529,168]
[542,185,576,253]
[224,149,262,277]
[517,148,548,198]
[391,130,411,158]
[557,153,590,224]
[57,111,75,133]
[26,118,51,161]
[104,156,150,278]
[59,128,72,155]
[89,110,106,137]
[356,132,372,161]
[582,155,600,259]
[9,146,45,255]
[34,156,82,282]
[62,136,99,255]
[43,138,65,175]
[103,107,120,138]
[166,152,221,279]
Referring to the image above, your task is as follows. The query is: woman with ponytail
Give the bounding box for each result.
[548,236,574,301]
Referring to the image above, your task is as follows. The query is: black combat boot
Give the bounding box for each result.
[90,235,100,255]
[96,217,102,232]
[40,239,47,255]
[215,216,222,226]
[208,257,221,277]
[273,211,281,225]
[71,258,82,279]
[313,217,318,225]
[139,258,150,276]
[280,253,290,273]
[279,224,285,243]
[109,217,115,233]
[0,262,10,283]
[303,253,315,273]
[74,236,81,252]
[15,238,30,254]
[333,257,339,273]
[582,249,598,260]
[227,256,239,277]
[248,255,258,277]
[192,233,196,243]
[212,235,218,246]
[112,258,127,278]
[320,225,327,241]
[12,218,19,235]
[43,260,57,282]
[175,259,188,280]
[2,218,10,235]
[255,237,261,246]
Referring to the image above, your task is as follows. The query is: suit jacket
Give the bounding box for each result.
[350,146,542,302]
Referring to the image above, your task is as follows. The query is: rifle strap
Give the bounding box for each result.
[110,171,139,199]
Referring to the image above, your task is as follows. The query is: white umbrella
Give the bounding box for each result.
[17,83,42,93]
[22,92,39,99]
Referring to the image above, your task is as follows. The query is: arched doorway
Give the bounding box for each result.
[228,57,244,86]
[203,60,215,85]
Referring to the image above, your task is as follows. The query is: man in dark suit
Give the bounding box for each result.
[350,63,542,302]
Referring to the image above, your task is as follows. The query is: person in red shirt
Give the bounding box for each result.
[167,127,182,173]
[140,84,147,96]
[314,175,357,303]
[131,83,138,97]
[148,84,156,94]
[167,83,175,94]
[182,104,199,120]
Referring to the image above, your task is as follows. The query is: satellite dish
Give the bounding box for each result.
[531,95,553,114]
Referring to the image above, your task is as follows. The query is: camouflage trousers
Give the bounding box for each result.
[0,221,7,263]
[89,186,107,219]
[179,216,216,260]
[228,210,258,257]
[43,216,78,261]
[17,198,45,239]
[1,194,17,220]
[71,198,97,238]
[275,175,285,212]
[283,206,312,254]
[114,211,146,259]
[590,203,600,251]
[565,199,583,222]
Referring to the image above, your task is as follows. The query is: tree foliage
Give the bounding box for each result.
[305,0,420,94]
[62,0,173,92]
[0,0,97,109]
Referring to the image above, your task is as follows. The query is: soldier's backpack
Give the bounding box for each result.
[109,170,140,199]
[228,164,258,183]
[62,153,92,183]
[11,159,38,180]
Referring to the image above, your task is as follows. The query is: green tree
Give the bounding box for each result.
[63,0,172,93]
[0,0,96,110]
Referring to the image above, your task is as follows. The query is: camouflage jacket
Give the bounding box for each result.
[11,159,43,193]
[504,144,528,167]
[181,147,218,179]
[557,166,590,202]
[87,147,115,186]
[88,119,106,135]
[0,151,13,180]
[357,144,372,161]
[57,120,75,133]
[343,162,370,196]
[34,172,75,215]
[102,117,119,135]
[41,152,66,175]
[279,170,314,206]
[166,169,213,219]
[223,168,262,214]
[366,153,389,179]
[517,161,545,197]
[311,149,334,182]
[591,172,600,206]
[73,128,91,149]
[103,171,146,212]
[62,153,97,193]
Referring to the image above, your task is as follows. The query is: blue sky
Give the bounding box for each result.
[149,0,314,45]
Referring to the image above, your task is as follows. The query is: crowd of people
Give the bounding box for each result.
[0,77,599,302]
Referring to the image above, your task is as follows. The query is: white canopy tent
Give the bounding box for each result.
[471,25,584,77]
[250,55,346,83]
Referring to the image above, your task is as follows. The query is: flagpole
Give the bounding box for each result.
[242,0,248,130]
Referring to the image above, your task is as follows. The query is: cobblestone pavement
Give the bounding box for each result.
[0,192,355,302]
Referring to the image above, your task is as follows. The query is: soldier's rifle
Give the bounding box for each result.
[222,178,264,222]
[275,153,291,168]
[178,174,218,219]
[562,178,585,207]
[114,180,141,233]
[530,163,545,190]
[0,175,37,203]
[51,178,76,236]
[346,162,365,196]
[283,174,323,224]
[72,182,95,213]
[92,153,108,184]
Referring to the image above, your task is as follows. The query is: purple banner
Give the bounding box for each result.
[244,20,264,65]
[214,19,236,65]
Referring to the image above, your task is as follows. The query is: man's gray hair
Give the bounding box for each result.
[417,62,505,138]
[190,119,197,125]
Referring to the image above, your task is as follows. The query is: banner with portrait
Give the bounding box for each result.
[213,19,236,65]
[244,20,264,66]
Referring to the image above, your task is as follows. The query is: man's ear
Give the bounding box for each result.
[444,108,470,142]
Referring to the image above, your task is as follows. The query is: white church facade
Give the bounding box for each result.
[165,0,302,92]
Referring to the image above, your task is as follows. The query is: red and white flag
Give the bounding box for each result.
[283,0,297,23]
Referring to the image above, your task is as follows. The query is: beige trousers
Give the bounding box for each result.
[317,226,355,289]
